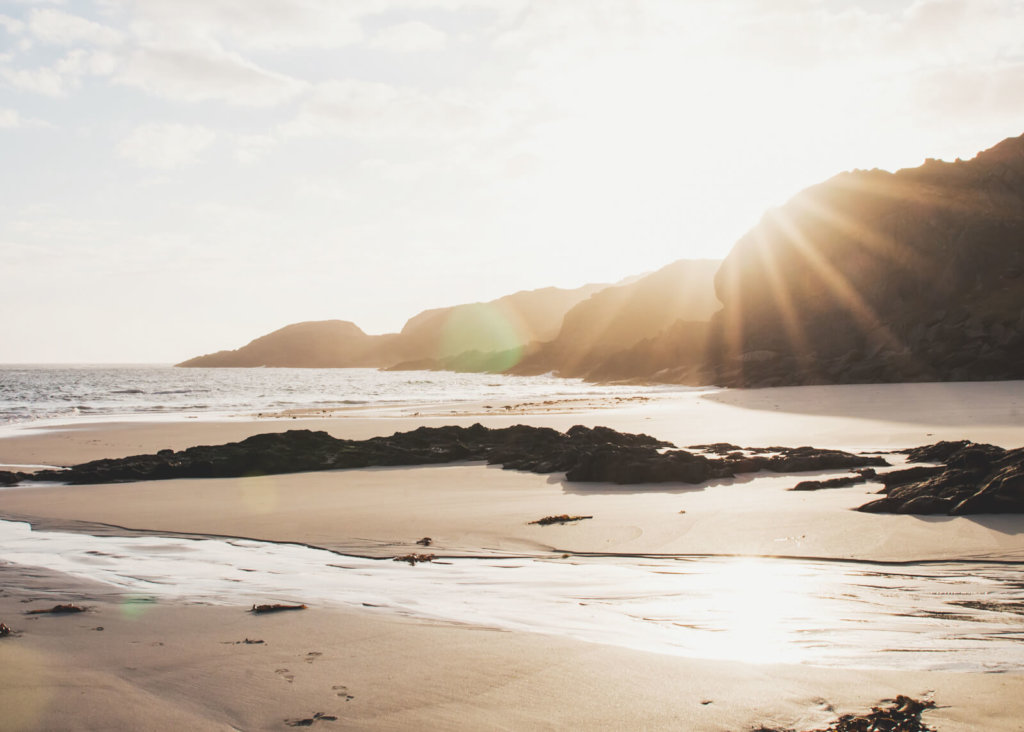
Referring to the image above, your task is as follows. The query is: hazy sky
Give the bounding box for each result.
[2,0,1023,362]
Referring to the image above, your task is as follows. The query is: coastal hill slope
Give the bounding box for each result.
[705,131,1024,387]
[380,282,608,371]
[177,282,607,369]
[176,320,392,368]
[508,259,722,379]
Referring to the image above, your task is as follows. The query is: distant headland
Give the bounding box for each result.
[180,132,1024,388]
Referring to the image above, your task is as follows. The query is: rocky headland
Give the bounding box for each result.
[175,259,722,376]
[178,281,612,370]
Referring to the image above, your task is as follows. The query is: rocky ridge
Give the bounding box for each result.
[8,428,1024,516]
[1,425,885,487]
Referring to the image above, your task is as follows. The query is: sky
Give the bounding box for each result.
[2,0,1024,363]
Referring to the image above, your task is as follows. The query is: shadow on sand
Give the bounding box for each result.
[701,381,1024,426]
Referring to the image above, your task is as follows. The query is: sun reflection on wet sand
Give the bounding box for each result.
[3,519,1024,672]
[676,558,831,664]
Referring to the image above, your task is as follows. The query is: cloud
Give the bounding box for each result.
[115,43,306,106]
[0,47,117,96]
[117,122,216,169]
[0,65,65,95]
[108,0,364,50]
[0,14,26,35]
[232,133,276,163]
[370,21,447,52]
[28,8,123,46]
[913,61,1024,122]
[282,79,479,138]
[0,107,50,128]
[898,0,1024,60]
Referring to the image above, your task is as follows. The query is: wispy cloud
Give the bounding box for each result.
[115,43,307,106]
[232,133,276,164]
[370,21,447,53]
[117,122,216,169]
[0,14,26,35]
[281,79,479,138]
[0,64,65,95]
[108,0,364,50]
[28,8,123,46]
[0,107,51,128]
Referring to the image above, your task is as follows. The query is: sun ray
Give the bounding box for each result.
[767,207,909,365]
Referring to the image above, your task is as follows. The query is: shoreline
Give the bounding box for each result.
[4,378,1024,460]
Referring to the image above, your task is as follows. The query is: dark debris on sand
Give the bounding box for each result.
[286,711,338,727]
[393,553,435,565]
[18,423,888,488]
[755,695,936,732]
[25,604,87,615]
[250,603,307,614]
[791,473,872,491]
[0,622,12,637]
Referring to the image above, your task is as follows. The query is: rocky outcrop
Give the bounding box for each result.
[858,440,1024,514]
[14,425,885,486]
[510,259,721,379]
[709,132,1024,387]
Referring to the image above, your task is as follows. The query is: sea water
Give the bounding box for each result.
[0,364,676,426]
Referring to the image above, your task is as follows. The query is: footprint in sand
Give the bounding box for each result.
[275,668,295,683]
[305,651,322,664]
[332,685,354,701]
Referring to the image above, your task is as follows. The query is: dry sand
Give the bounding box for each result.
[3,382,1024,730]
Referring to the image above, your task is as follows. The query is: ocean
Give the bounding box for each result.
[0,364,675,426]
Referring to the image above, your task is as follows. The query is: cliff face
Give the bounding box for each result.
[177,320,392,368]
[510,259,722,378]
[708,132,1024,387]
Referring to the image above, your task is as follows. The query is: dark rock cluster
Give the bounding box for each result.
[858,440,1024,514]
[5,425,885,487]
[0,471,21,486]
[757,695,935,732]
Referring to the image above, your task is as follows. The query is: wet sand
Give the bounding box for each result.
[2,382,1024,729]
[3,566,1023,732]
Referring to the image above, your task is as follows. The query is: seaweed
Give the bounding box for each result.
[529,514,593,526]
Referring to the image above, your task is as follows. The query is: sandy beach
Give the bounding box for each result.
[3,383,1024,730]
